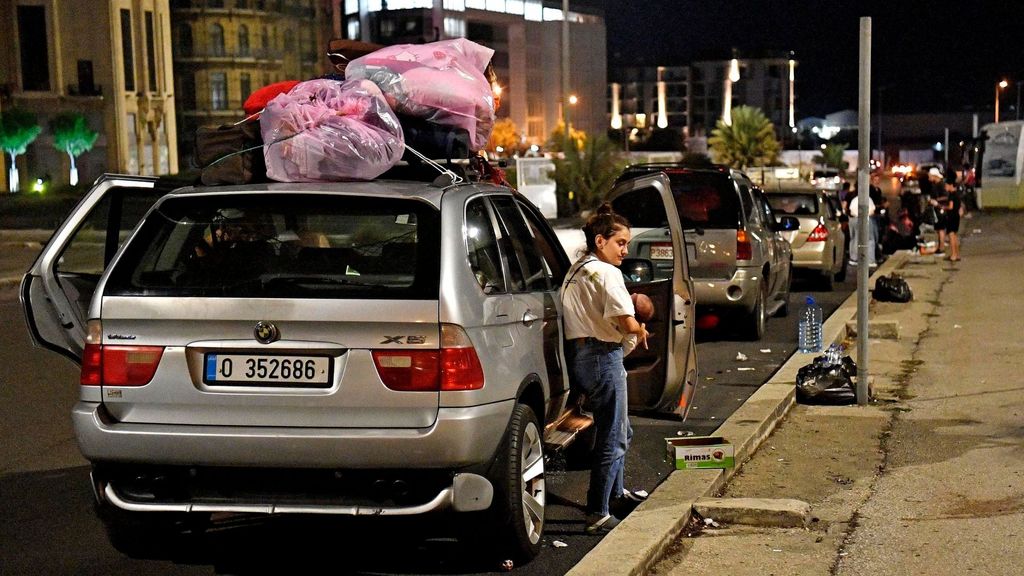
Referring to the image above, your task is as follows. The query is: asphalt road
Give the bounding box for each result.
[0,268,858,575]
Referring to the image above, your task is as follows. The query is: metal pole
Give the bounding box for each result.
[944,127,949,168]
[856,17,871,406]
[995,83,1000,123]
[561,0,570,130]
[1017,81,1022,121]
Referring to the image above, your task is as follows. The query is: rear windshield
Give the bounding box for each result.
[666,172,741,229]
[104,193,441,299]
[766,193,821,216]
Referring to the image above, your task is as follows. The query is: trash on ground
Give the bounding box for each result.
[737,367,755,371]
[874,272,913,302]
[796,344,857,404]
[703,517,720,528]
[665,436,734,470]
[501,559,514,571]
[552,540,568,548]
[735,352,749,361]
[760,349,772,353]
[954,324,962,329]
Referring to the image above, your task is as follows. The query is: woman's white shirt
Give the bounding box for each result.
[560,256,635,347]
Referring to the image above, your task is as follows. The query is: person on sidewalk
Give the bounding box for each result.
[846,185,877,268]
[560,203,650,534]
[934,176,963,261]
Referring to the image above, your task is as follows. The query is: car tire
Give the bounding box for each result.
[487,403,546,562]
[820,268,835,291]
[743,281,767,340]
[834,253,848,282]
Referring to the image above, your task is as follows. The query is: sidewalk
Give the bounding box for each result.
[570,211,1022,575]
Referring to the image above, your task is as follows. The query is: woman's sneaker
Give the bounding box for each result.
[585,513,621,534]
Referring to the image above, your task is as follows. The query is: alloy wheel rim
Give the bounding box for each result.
[520,420,545,544]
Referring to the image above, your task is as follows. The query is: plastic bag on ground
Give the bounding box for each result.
[260,78,404,182]
[796,344,857,403]
[345,38,496,151]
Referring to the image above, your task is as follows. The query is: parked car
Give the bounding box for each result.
[764,186,848,290]
[20,171,697,562]
[615,164,795,340]
[811,168,843,191]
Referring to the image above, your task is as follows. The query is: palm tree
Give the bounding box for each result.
[50,113,99,186]
[813,142,850,176]
[549,128,627,214]
[0,109,42,192]
[708,105,780,170]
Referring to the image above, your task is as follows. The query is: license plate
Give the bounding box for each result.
[204,354,332,387]
[650,243,673,260]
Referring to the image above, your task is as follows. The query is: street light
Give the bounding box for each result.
[995,79,1009,123]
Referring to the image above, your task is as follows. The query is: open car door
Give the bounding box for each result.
[607,172,699,417]
[20,175,177,364]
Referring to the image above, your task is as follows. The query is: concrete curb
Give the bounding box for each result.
[566,252,910,576]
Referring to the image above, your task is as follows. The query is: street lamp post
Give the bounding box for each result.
[1017,81,1023,121]
[995,79,1008,123]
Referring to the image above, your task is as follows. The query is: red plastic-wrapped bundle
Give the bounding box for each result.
[260,78,404,182]
[345,38,496,151]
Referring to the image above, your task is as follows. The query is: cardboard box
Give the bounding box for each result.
[665,436,735,470]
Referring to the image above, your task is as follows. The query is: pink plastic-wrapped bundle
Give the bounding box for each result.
[345,38,496,151]
[260,78,404,182]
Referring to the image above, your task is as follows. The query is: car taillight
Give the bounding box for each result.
[80,320,164,387]
[372,325,484,392]
[736,230,752,260]
[807,223,829,242]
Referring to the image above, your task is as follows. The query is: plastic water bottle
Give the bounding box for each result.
[798,296,823,353]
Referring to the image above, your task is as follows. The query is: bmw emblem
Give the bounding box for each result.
[254,321,279,344]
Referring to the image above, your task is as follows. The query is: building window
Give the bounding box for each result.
[261,26,269,50]
[236,0,248,8]
[238,25,250,56]
[120,9,136,92]
[284,29,295,51]
[346,17,359,40]
[210,23,225,56]
[240,73,252,103]
[210,72,228,110]
[145,12,158,92]
[16,5,51,91]
[179,72,196,110]
[208,0,225,7]
[178,23,194,57]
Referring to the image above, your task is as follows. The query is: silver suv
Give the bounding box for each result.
[617,164,795,340]
[22,171,697,562]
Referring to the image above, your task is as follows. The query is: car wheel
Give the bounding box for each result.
[743,281,767,340]
[488,403,546,562]
[834,253,848,282]
[820,267,835,291]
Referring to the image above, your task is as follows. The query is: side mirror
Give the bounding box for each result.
[776,216,800,231]
[620,257,655,283]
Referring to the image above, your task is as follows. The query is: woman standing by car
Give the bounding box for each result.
[560,204,650,534]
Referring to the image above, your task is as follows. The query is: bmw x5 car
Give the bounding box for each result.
[21,170,697,562]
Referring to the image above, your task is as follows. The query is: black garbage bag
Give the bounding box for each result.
[874,273,913,303]
[796,345,857,403]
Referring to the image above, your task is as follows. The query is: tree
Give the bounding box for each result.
[0,109,42,192]
[707,105,780,170]
[50,113,98,186]
[546,120,586,154]
[813,142,850,176]
[487,118,520,155]
[549,128,627,215]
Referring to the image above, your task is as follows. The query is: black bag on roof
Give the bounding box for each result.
[195,118,266,186]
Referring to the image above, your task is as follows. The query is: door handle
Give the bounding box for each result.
[522,310,539,326]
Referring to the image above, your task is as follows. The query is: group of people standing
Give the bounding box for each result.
[840,167,965,265]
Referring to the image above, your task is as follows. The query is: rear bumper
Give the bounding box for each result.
[792,242,833,272]
[73,399,513,469]
[693,266,761,312]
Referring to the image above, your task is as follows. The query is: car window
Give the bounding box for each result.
[104,193,441,299]
[492,196,552,292]
[516,198,567,287]
[766,193,820,216]
[756,192,776,227]
[737,180,756,225]
[56,187,164,276]
[465,197,506,295]
[664,172,741,229]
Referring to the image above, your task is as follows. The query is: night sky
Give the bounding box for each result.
[580,0,1024,118]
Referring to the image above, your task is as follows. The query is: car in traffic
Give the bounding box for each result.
[811,168,843,191]
[764,186,847,290]
[20,170,698,563]
[615,164,795,340]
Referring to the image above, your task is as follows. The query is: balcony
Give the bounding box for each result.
[175,48,284,64]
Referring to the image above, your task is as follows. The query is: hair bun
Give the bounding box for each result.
[596,202,614,215]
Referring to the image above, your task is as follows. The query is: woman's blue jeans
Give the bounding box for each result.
[569,338,632,517]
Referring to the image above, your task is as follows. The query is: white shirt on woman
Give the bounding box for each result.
[560,255,636,350]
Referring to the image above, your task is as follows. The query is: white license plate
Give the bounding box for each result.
[650,243,674,260]
[204,354,332,387]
